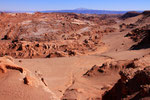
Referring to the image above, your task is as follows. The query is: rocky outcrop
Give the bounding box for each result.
[125,24,150,49]
[103,67,150,100]
[83,59,137,77]
[0,56,58,100]
[0,36,104,58]
[0,56,24,73]
[120,23,137,31]
[102,55,150,100]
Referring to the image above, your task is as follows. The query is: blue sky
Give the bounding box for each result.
[0,0,150,11]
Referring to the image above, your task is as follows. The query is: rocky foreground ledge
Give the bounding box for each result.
[0,56,57,100]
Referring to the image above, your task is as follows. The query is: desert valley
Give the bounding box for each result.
[0,10,150,100]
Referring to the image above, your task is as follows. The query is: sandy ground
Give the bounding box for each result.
[13,25,150,99]
[15,55,112,99]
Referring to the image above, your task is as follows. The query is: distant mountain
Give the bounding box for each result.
[40,8,142,14]
[74,8,89,10]
[0,8,143,14]
[0,10,34,13]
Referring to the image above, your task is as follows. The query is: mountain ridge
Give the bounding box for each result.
[0,8,143,14]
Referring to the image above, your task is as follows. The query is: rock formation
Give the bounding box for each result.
[102,55,150,100]
[0,12,117,58]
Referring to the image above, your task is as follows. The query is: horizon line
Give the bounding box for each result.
[0,8,146,12]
